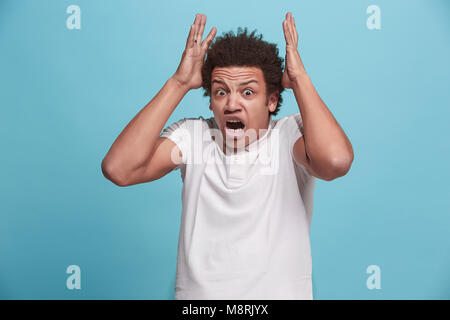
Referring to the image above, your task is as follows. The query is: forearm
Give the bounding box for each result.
[102,76,189,182]
[292,72,353,173]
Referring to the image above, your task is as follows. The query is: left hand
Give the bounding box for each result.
[282,12,306,89]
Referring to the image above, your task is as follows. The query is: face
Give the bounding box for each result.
[209,66,278,151]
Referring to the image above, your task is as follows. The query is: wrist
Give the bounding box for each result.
[292,70,310,90]
[168,76,191,94]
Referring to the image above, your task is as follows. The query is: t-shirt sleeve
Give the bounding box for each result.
[286,113,313,179]
[160,118,192,170]
[287,112,305,153]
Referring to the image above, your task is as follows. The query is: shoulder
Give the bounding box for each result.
[173,115,210,126]
[162,116,211,134]
[272,113,304,136]
[273,112,303,125]
[182,116,213,129]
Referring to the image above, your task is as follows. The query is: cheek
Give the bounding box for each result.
[248,95,267,110]
[211,95,224,106]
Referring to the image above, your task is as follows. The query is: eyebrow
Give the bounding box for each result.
[212,79,259,87]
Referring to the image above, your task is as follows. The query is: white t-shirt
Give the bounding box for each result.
[160,113,316,300]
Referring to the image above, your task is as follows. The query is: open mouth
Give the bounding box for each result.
[226,120,245,130]
[225,120,246,138]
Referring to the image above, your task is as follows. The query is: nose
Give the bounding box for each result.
[225,92,241,112]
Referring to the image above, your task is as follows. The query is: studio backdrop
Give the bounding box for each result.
[1,0,449,299]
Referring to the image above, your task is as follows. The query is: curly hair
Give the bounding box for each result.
[201,27,284,117]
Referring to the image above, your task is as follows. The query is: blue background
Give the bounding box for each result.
[1,0,449,299]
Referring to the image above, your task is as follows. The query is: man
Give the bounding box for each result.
[101,12,354,299]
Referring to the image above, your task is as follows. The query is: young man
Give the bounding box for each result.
[101,12,354,299]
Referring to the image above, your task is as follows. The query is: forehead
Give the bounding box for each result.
[211,66,264,84]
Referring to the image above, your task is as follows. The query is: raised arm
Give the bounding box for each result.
[101,13,216,186]
[282,12,354,181]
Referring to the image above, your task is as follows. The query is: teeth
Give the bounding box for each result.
[227,120,241,123]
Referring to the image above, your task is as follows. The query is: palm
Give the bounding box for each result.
[282,12,305,89]
[282,65,290,89]
[177,47,203,88]
[173,14,217,90]
[282,47,297,89]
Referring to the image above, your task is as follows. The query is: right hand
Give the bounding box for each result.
[172,14,217,90]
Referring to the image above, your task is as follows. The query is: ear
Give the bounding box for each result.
[209,104,213,111]
[268,91,279,113]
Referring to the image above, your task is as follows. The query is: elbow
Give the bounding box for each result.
[322,155,354,181]
[101,158,130,187]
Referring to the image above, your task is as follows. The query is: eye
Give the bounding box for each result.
[243,89,253,96]
[215,89,226,96]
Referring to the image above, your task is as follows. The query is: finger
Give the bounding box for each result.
[197,14,206,44]
[286,12,295,45]
[202,26,217,51]
[290,13,298,45]
[283,13,292,40]
[282,20,290,45]
[194,13,203,44]
[292,16,298,44]
[284,18,294,46]
[185,24,195,49]
[186,14,200,49]
[286,11,293,36]
[190,24,200,48]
